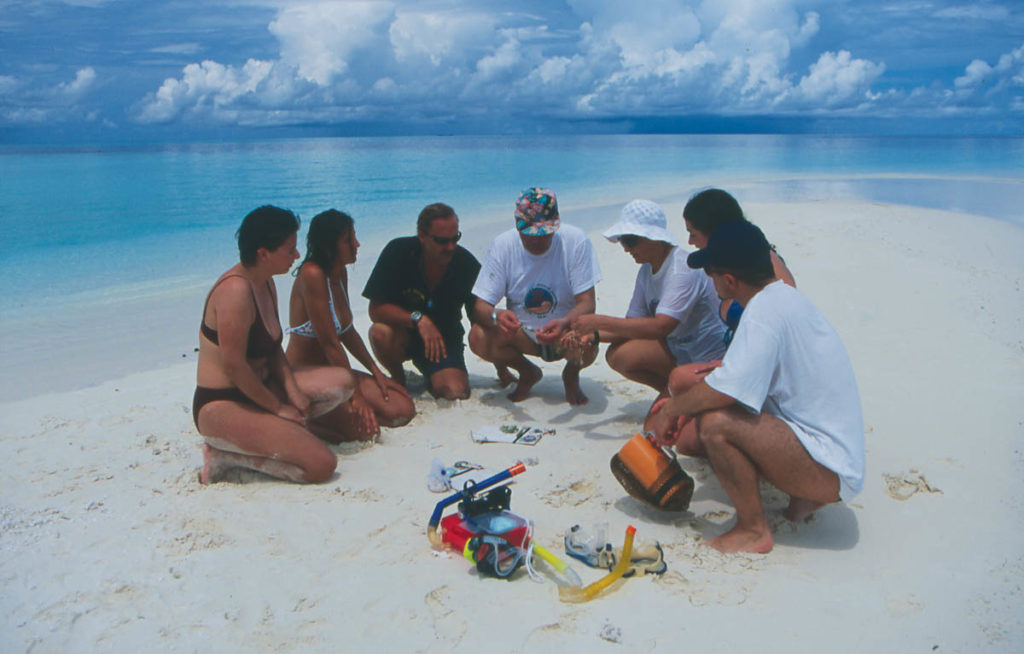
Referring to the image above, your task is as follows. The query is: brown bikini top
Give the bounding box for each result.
[200,274,282,359]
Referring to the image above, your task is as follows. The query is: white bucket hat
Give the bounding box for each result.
[602,199,678,246]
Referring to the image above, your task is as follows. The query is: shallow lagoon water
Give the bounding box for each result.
[1,134,1021,398]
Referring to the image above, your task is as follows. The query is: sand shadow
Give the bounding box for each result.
[611,496,694,526]
[207,467,341,485]
[471,375,609,424]
[768,504,860,551]
[467,371,512,389]
[570,399,653,440]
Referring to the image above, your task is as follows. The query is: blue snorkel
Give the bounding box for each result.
[426,461,527,547]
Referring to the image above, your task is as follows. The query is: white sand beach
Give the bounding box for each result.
[2,195,1022,652]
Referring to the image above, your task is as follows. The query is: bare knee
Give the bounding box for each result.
[369,323,404,355]
[383,412,414,427]
[380,398,416,426]
[468,324,492,360]
[696,408,733,450]
[604,341,625,371]
[667,366,694,395]
[432,382,470,401]
[303,447,338,483]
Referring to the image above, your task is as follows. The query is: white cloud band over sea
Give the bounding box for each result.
[0,1,1021,138]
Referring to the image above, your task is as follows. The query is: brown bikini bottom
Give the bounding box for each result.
[192,386,260,429]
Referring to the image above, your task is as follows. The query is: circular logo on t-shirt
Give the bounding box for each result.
[524,284,556,316]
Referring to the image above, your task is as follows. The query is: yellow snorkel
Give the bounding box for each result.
[558,525,636,603]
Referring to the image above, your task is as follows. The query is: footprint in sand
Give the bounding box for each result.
[521,622,570,649]
[685,576,750,607]
[883,471,942,500]
[538,478,598,508]
[161,517,232,555]
[424,585,467,644]
[659,560,749,605]
[655,570,690,592]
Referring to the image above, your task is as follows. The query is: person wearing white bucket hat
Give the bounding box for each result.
[572,199,726,400]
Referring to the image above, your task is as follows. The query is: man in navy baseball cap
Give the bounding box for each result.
[649,216,865,554]
[686,220,774,283]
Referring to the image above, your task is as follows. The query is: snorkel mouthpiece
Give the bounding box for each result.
[558,525,636,603]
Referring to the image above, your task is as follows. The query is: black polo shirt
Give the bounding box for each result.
[362,236,481,340]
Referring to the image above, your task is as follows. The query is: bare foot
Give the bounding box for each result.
[562,366,589,406]
[783,496,825,523]
[707,525,774,553]
[200,443,233,484]
[507,363,542,402]
[496,365,516,388]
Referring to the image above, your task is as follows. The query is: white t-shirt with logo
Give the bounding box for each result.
[705,281,865,500]
[626,246,727,364]
[472,224,602,330]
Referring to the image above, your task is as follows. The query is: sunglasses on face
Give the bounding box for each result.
[429,231,462,246]
[619,234,640,248]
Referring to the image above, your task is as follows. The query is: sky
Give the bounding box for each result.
[1,0,1022,142]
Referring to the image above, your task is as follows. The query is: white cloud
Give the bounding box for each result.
[58,67,96,97]
[0,75,19,94]
[955,59,994,89]
[125,1,1019,129]
[568,0,702,70]
[137,59,273,123]
[268,1,394,86]
[947,43,1024,111]
[149,43,203,56]
[390,10,494,66]
[935,4,1011,21]
[793,50,886,107]
[1,67,101,124]
[955,44,1024,91]
[472,35,524,81]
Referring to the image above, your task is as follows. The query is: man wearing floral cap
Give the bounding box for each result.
[469,188,602,405]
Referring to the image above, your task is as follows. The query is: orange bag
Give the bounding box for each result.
[610,433,693,512]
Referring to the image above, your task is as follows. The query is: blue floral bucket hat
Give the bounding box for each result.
[515,188,560,235]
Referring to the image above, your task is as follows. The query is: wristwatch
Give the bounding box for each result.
[410,311,423,325]
[491,308,499,326]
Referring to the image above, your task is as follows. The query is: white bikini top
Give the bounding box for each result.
[287,281,353,339]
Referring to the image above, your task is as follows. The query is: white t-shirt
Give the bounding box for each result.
[626,246,727,364]
[705,281,865,500]
[472,224,602,330]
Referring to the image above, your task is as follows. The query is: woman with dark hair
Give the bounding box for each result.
[654,189,798,455]
[682,188,796,294]
[287,209,414,439]
[193,205,355,484]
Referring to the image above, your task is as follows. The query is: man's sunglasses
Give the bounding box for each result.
[429,231,462,246]
[619,234,640,247]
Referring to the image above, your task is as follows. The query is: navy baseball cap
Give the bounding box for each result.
[687,220,771,271]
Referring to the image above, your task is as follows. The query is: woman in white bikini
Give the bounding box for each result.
[287,209,415,439]
[194,206,355,484]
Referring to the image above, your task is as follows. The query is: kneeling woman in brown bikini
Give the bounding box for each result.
[193,206,355,483]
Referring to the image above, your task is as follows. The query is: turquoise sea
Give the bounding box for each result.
[1,134,1022,399]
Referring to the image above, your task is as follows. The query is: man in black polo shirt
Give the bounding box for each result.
[363,202,496,400]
